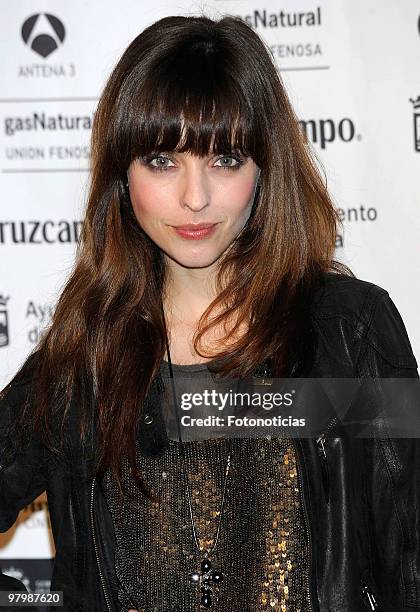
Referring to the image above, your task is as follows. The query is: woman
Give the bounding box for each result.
[0,14,419,612]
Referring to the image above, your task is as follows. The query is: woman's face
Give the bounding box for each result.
[127,149,260,269]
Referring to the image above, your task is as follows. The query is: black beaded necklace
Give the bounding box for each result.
[162,312,237,609]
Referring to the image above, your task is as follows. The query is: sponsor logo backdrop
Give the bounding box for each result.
[1,0,419,593]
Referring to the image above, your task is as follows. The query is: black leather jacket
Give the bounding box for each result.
[1,273,419,612]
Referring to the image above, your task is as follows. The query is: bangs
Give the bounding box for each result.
[112,37,260,170]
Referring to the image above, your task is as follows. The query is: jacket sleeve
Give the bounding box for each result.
[358,290,420,610]
[0,353,50,533]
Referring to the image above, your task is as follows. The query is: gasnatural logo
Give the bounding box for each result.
[409,96,420,152]
[0,295,10,348]
[240,7,321,29]
[236,7,324,64]
[4,112,94,136]
[21,13,65,58]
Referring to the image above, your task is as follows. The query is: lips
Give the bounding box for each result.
[172,223,218,240]
[175,223,216,230]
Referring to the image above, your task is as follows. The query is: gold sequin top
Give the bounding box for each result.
[101,360,312,612]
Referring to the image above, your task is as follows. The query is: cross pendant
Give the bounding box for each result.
[188,557,224,608]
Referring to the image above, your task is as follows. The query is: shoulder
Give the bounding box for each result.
[0,350,39,404]
[311,272,418,371]
[312,271,386,322]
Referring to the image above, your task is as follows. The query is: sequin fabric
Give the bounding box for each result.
[101,361,312,612]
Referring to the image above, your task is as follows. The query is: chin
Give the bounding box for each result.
[167,249,223,269]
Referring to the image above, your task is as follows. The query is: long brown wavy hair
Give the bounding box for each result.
[7,14,350,498]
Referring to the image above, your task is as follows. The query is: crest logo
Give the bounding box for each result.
[0,295,10,347]
[21,14,65,58]
[409,96,420,152]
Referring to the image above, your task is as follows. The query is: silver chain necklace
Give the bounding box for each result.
[162,312,236,609]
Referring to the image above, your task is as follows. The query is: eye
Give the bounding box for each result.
[214,154,245,171]
[141,152,246,173]
[143,154,174,172]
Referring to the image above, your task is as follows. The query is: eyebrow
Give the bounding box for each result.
[157,148,246,157]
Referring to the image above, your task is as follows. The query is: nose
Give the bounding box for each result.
[180,164,210,213]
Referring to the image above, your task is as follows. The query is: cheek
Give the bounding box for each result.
[227,178,258,216]
[129,182,163,224]
[229,171,257,199]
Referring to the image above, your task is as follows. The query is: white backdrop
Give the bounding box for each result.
[1,0,419,592]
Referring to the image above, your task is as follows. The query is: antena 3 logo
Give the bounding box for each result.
[22,13,65,58]
[19,14,75,78]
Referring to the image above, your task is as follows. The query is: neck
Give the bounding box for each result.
[163,257,220,324]
[161,256,245,365]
